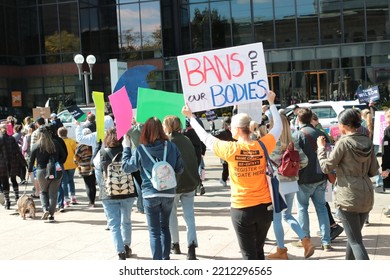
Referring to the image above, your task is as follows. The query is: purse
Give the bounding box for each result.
[258,141,287,213]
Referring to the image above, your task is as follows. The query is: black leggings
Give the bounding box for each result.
[230,203,273,260]
[222,162,229,181]
[82,172,96,204]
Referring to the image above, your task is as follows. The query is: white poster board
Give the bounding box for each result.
[373,111,387,145]
[238,101,263,123]
[109,59,128,93]
[177,42,269,112]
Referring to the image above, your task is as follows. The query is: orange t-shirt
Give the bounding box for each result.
[213,134,276,209]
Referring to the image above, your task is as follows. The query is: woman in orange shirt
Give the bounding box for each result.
[182,91,282,260]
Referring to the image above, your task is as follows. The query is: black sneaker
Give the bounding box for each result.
[48,216,55,223]
[330,224,344,241]
[200,185,206,196]
[118,252,126,260]
[171,243,181,254]
[125,245,132,258]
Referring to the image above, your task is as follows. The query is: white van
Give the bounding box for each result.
[285,100,369,130]
[57,107,96,139]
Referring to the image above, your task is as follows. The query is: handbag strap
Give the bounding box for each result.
[300,128,317,151]
[258,140,275,177]
[140,141,167,179]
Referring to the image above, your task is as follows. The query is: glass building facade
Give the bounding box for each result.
[0,0,390,118]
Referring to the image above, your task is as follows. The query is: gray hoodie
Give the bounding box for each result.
[317,132,379,213]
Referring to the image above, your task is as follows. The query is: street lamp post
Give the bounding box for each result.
[74,54,96,105]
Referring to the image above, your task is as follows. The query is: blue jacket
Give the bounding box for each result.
[122,140,184,198]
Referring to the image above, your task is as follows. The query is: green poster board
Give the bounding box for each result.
[136,88,186,126]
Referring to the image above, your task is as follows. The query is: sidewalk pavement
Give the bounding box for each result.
[0,150,389,260]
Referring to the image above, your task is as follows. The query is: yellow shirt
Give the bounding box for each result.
[63,138,78,170]
[213,134,276,209]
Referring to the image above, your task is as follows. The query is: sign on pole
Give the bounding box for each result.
[177,42,269,112]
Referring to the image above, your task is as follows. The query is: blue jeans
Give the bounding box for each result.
[273,192,306,248]
[143,196,175,260]
[61,169,76,199]
[169,190,198,247]
[338,209,370,260]
[296,180,331,245]
[102,197,136,254]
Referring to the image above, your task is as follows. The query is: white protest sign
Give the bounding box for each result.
[373,111,388,145]
[178,42,269,112]
[238,101,263,123]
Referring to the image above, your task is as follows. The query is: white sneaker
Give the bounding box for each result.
[384,208,390,217]
[0,192,5,206]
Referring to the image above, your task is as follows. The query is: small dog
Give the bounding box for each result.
[17,194,36,220]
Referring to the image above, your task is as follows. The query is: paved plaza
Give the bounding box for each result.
[0,150,389,261]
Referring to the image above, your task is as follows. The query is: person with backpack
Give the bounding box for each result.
[121,117,184,260]
[182,90,283,260]
[267,114,314,260]
[292,107,332,252]
[100,127,137,260]
[74,128,96,208]
[27,126,66,222]
[317,109,379,260]
[163,115,200,260]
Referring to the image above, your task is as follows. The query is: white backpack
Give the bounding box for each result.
[140,142,177,191]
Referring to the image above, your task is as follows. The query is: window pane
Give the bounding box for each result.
[190,3,211,51]
[366,2,388,41]
[210,1,231,49]
[253,0,273,49]
[20,7,40,57]
[41,4,59,57]
[119,4,141,52]
[231,0,251,46]
[343,0,365,43]
[316,46,339,59]
[275,0,296,48]
[297,0,318,46]
[59,3,80,55]
[99,4,119,54]
[140,1,161,53]
[319,0,342,44]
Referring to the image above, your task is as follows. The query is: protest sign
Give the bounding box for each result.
[373,111,387,146]
[205,110,217,121]
[177,42,269,112]
[92,91,105,142]
[66,105,87,122]
[109,86,133,139]
[357,85,380,103]
[32,107,51,119]
[137,88,185,126]
[237,101,263,123]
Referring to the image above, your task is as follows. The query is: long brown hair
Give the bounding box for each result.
[163,115,182,136]
[279,114,293,151]
[139,117,169,145]
[104,127,122,148]
[37,127,56,154]
[361,108,373,138]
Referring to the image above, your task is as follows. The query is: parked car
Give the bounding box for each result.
[56,107,96,140]
[285,100,370,130]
